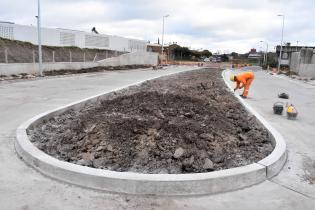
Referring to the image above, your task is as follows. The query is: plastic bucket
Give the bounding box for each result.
[287,112,298,120]
[287,105,298,120]
[273,102,284,115]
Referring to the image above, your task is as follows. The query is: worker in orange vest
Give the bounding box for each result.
[230,72,255,98]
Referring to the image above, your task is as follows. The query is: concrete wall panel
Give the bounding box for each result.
[0,52,158,76]
[0,22,147,53]
[98,52,158,66]
[299,64,315,77]
[289,52,300,73]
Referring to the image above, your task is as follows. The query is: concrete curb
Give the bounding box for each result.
[15,68,286,195]
[222,70,287,178]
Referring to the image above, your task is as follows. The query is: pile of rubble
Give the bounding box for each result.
[28,68,274,174]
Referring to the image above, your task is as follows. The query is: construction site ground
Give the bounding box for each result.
[1,66,315,210]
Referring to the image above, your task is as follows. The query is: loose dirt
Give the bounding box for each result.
[28,68,274,174]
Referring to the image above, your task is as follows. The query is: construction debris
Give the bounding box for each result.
[278,92,289,99]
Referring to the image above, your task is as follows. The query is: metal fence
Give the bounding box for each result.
[0,46,123,64]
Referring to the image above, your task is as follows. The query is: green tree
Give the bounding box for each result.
[221,54,229,62]
[172,46,212,61]
[231,52,238,58]
[201,50,212,58]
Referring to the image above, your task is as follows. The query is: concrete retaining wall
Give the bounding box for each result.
[312,49,315,64]
[0,62,99,75]
[298,64,315,78]
[0,52,158,76]
[98,51,158,66]
[290,52,300,74]
[289,49,315,77]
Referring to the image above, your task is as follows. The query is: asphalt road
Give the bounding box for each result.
[0,67,314,210]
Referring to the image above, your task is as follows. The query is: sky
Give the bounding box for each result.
[1,0,315,53]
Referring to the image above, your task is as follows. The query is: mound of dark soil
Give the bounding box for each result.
[28,68,274,174]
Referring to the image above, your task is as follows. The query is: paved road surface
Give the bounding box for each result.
[1,67,314,210]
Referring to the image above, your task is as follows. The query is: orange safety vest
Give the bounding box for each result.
[235,72,254,86]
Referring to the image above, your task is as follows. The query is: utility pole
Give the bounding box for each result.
[259,41,264,66]
[161,14,169,56]
[260,41,269,67]
[37,0,43,76]
[266,42,269,69]
[277,14,285,72]
[296,41,299,51]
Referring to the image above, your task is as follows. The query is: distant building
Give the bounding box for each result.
[0,21,147,52]
[276,44,315,67]
[147,43,180,60]
[210,56,222,63]
[248,48,261,59]
[246,48,262,65]
[147,43,163,54]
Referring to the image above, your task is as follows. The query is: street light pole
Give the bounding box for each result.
[266,42,269,69]
[260,41,269,67]
[277,14,285,72]
[296,40,299,51]
[259,41,264,66]
[161,14,169,56]
[37,0,43,76]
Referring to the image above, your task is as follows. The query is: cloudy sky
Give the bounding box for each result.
[1,0,315,53]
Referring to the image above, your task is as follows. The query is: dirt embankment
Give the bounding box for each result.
[0,37,123,63]
[28,69,274,174]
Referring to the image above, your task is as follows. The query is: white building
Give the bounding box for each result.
[0,21,147,52]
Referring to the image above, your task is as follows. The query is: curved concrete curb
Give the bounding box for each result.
[15,69,286,195]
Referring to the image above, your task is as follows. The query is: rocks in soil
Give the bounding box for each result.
[28,69,274,174]
[137,149,149,164]
[184,132,198,143]
[199,133,214,141]
[238,133,248,141]
[82,152,95,161]
[182,156,195,171]
[77,159,92,166]
[107,145,114,152]
[184,112,194,118]
[92,158,106,168]
[203,158,214,170]
[174,147,185,159]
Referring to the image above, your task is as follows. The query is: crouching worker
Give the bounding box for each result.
[230,72,255,98]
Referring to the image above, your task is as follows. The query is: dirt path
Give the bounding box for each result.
[28,68,273,174]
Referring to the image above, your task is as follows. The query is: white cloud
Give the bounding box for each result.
[1,0,315,53]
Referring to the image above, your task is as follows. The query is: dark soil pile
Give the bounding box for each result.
[28,68,274,174]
